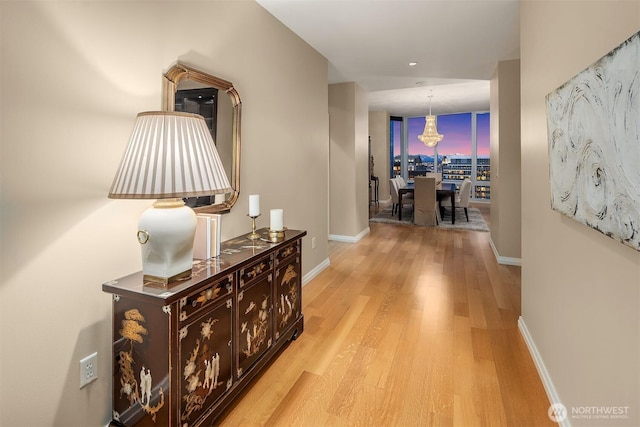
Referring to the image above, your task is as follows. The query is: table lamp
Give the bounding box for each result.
[109,111,232,285]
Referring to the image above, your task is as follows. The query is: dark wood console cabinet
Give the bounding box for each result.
[102,229,306,426]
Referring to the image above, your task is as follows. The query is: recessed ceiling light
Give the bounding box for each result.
[409,62,418,66]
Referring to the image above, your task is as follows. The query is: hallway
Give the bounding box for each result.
[219,221,552,425]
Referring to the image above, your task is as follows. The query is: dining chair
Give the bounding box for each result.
[441,178,472,221]
[390,177,413,217]
[426,172,442,187]
[389,178,399,215]
[414,176,438,226]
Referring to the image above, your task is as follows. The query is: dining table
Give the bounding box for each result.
[398,182,457,224]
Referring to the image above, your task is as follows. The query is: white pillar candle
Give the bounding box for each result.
[249,195,260,217]
[270,209,284,231]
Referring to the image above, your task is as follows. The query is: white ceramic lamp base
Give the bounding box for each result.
[137,199,197,284]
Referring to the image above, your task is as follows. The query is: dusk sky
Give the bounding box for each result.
[393,112,490,157]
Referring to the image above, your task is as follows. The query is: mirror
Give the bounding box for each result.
[162,62,241,214]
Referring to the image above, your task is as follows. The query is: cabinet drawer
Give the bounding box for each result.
[179,274,234,323]
[275,240,299,266]
[239,254,273,288]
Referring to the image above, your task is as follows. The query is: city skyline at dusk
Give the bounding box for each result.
[393,112,490,157]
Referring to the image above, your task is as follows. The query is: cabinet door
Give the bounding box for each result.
[274,257,301,341]
[178,297,234,427]
[236,275,272,377]
[111,297,170,426]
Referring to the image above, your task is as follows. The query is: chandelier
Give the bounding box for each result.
[417,94,443,147]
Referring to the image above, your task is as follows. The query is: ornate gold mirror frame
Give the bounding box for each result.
[162,62,241,214]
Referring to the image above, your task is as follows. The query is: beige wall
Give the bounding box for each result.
[354,83,369,234]
[521,2,639,424]
[329,82,369,240]
[369,110,390,203]
[490,59,521,262]
[0,2,328,425]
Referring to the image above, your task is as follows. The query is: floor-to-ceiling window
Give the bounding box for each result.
[475,112,490,199]
[391,111,490,201]
[390,116,402,179]
[438,113,473,187]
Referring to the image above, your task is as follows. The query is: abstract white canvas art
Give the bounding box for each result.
[546,31,640,251]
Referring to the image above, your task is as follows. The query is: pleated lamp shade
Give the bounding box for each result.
[109,111,232,285]
[109,111,231,199]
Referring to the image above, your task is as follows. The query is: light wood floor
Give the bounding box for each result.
[218,215,553,426]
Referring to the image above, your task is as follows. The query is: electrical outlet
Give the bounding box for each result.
[80,352,98,388]
[312,237,316,249]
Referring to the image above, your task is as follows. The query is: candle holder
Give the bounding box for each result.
[247,214,261,240]
[267,228,286,243]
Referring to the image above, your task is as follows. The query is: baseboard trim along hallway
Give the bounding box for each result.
[518,316,570,427]
[490,237,522,266]
[329,226,370,243]
[303,257,330,286]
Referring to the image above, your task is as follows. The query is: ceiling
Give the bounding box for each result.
[256,0,520,117]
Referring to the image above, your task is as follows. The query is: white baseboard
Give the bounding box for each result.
[329,226,370,243]
[302,257,330,286]
[518,317,570,427]
[489,237,522,266]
